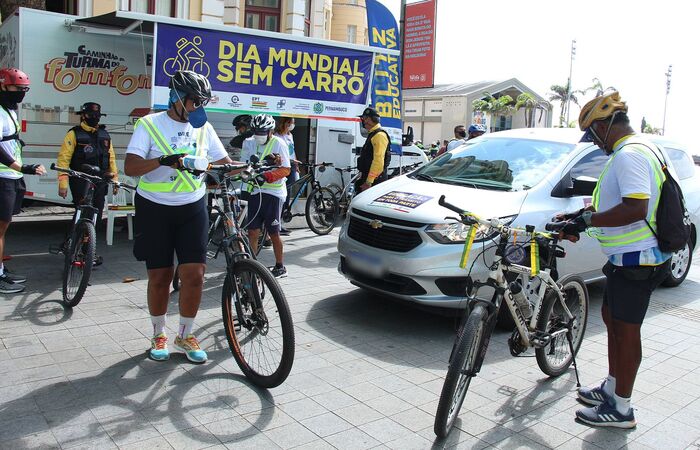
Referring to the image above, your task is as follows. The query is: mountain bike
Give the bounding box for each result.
[181,162,295,388]
[433,195,589,438]
[50,164,136,308]
[327,166,361,218]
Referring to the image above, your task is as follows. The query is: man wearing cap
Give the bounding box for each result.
[57,102,118,230]
[356,107,391,193]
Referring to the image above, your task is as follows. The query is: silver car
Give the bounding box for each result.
[337,128,699,308]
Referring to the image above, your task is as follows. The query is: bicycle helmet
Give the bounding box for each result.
[232,114,252,129]
[168,70,211,102]
[251,114,276,132]
[579,91,627,130]
[468,124,486,133]
[0,68,30,88]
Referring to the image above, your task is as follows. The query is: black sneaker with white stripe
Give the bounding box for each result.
[576,399,636,429]
[2,266,27,284]
[578,381,612,406]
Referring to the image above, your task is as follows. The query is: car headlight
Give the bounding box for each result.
[426,215,516,244]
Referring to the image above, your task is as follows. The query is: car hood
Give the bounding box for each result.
[350,176,529,223]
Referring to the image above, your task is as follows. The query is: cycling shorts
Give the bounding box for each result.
[133,193,208,269]
[602,260,671,324]
[0,177,26,222]
[245,192,282,234]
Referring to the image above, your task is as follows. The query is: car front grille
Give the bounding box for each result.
[347,215,423,252]
[340,257,427,295]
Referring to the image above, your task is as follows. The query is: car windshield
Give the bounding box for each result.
[409,137,575,191]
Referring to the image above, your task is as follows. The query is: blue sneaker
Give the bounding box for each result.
[576,399,636,429]
[578,381,612,406]
[149,333,170,361]
[174,334,208,363]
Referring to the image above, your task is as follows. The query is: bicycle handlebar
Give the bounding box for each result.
[51,164,136,190]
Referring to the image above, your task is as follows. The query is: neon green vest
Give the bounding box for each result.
[136,116,207,193]
[0,108,22,174]
[591,143,664,248]
[245,136,284,193]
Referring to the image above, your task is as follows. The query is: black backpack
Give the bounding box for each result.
[635,144,691,253]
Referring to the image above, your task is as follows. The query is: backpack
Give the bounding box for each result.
[637,144,691,253]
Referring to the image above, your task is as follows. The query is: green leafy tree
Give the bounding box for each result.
[643,123,663,135]
[472,92,514,131]
[515,92,550,128]
[585,77,616,96]
[548,82,579,127]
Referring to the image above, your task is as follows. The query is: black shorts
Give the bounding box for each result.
[602,260,671,324]
[0,177,26,222]
[245,192,283,234]
[133,193,208,270]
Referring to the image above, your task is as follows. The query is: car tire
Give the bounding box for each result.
[662,240,693,287]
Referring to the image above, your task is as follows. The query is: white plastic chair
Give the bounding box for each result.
[106,183,135,246]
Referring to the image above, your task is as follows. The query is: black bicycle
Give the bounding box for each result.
[327,166,361,218]
[281,162,339,235]
[50,163,135,308]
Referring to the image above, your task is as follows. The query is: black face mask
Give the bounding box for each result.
[84,117,100,128]
[457,130,467,138]
[241,129,254,139]
[0,91,26,110]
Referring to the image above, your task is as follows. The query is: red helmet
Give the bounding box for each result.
[0,68,30,88]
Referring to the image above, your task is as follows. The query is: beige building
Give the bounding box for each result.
[44,0,369,43]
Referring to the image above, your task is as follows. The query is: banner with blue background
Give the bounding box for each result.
[153,23,373,120]
[366,0,403,154]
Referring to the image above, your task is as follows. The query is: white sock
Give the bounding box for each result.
[603,375,616,396]
[178,316,195,338]
[151,314,166,337]
[613,393,631,415]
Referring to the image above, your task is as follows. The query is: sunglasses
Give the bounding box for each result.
[189,97,209,108]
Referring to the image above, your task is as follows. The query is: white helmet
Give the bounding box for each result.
[251,114,275,132]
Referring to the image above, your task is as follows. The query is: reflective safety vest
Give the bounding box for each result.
[591,143,665,249]
[245,136,285,192]
[0,106,22,175]
[136,116,207,193]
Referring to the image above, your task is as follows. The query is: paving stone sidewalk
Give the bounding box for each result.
[2,219,700,449]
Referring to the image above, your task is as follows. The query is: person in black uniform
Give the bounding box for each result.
[355,107,391,193]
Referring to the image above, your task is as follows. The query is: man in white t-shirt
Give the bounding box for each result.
[554,92,672,429]
[124,71,232,364]
[445,125,467,152]
[243,114,290,278]
[0,68,46,294]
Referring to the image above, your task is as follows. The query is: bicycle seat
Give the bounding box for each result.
[79,164,102,176]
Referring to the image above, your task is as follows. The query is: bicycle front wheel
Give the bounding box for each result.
[305,187,339,235]
[536,274,589,377]
[221,258,294,388]
[62,220,96,308]
[434,304,488,438]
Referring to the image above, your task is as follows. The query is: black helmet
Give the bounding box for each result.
[169,70,211,103]
[232,114,252,129]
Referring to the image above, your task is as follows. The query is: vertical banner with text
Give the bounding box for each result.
[365,0,402,155]
[403,0,436,89]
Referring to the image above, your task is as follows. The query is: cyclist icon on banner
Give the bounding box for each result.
[163,36,211,78]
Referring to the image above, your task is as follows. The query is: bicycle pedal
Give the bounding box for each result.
[206,251,217,259]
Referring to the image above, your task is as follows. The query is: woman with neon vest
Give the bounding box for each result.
[124,70,233,363]
[554,91,672,429]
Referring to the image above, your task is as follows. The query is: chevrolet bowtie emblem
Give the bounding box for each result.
[369,219,383,229]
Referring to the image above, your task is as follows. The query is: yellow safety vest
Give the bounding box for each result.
[136,116,207,193]
[245,137,284,193]
[591,143,664,248]
[0,108,22,174]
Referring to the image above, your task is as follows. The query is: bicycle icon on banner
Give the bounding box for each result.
[163,36,211,77]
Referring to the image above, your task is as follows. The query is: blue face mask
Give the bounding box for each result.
[187,106,208,128]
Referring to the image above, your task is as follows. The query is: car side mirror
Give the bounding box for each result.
[551,172,597,198]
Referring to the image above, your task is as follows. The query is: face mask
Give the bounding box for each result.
[359,127,369,138]
[288,123,295,132]
[85,117,100,127]
[457,130,467,138]
[254,135,268,145]
[0,91,26,109]
[242,129,254,139]
[187,106,208,128]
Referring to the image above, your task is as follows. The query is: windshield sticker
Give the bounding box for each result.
[370,191,433,212]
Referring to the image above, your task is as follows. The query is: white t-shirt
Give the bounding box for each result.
[446,138,466,152]
[242,135,290,200]
[595,136,663,257]
[126,111,227,206]
[0,108,23,180]
[274,132,295,160]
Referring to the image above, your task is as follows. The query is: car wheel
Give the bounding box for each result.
[662,241,693,287]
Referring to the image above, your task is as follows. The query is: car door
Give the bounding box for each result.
[555,146,609,280]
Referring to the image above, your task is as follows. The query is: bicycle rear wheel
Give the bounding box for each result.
[536,274,589,377]
[434,304,488,438]
[62,220,96,308]
[221,258,294,388]
[305,187,339,235]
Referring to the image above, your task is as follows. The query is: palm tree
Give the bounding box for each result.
[514,92,550,128]
[548,82,579,127]
[1,1,45,23]
[472,92,514,131]
[586,78,616,96]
